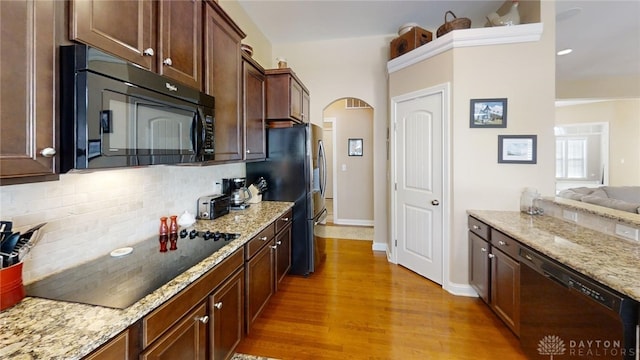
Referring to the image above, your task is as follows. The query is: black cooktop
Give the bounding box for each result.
[25,231,239,309]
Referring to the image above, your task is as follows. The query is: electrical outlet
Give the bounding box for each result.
[615,224,639,241]
[562,210,578,222]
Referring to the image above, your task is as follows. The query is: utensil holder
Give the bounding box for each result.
[0,262,25,311]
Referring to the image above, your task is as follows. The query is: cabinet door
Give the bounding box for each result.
[302,90,310,123]
[84,330,131,360]
[0,0,57,183]
[71,0,155,70]
[243,59,266,160]
[289,78,303,121]
[245,238,275,333]
[210,269,244,360]
[490,248,520,336]
[468,232,490,303]
[140,303,207,360]
[204,1,245,161]
[158,0,202,89]
[275,224,292,287]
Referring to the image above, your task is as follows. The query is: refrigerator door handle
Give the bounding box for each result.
[318,139,327,197]
[314,208,328,225]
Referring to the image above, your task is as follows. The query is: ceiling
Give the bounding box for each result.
[236,0,640,83]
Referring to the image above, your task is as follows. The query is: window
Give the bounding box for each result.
[556,137,587,178]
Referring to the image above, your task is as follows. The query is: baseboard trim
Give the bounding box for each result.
[333,219,374,227]
[372,242,387,252]
[443,282,478,297]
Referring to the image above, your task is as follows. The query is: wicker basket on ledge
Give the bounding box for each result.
[436,10,471,37]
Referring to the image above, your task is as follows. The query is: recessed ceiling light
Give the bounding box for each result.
[556,7,582,21]
[557,48,573,56]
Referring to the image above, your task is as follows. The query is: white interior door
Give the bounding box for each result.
[394,90,443,284]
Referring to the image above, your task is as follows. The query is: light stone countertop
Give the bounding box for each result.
[0,201,293,360]
[467,210,640,302]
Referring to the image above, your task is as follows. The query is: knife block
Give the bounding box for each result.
[0,262,25,311]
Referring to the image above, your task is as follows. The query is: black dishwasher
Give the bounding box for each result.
[519,248,638,359]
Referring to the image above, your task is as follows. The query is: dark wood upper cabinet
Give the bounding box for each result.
[243,54,266,160]
[204,0,245,162]
[0,0,58,184]
[70,0,155,70]
[158,0,202,90]
[71,0,202,89]
[265,68,310,124]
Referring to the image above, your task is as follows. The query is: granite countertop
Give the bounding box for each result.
[467,210,640,302]
[0,201,293,360]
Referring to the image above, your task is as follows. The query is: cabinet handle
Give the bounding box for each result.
[163,57,172,66]
[281,217,289,221]
[498,240,506,246]
[488,253,495,259]
[472,225,481,230]
[276,241,282,245]
[270,245,277,249]
[246,149,251,153]
[197,315,209,324]
[143,48,154,56]
[40,147,57,158]
[213,302,223,310]
[260,236,268,241]
[480,247,487,252]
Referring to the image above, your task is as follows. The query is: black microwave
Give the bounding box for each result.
[59,45,215,172]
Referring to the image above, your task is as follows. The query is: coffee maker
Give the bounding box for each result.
[222,178,252,209]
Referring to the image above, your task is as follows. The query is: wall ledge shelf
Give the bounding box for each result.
[387,22,544,74]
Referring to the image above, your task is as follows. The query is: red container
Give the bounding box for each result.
[0,262,25,311]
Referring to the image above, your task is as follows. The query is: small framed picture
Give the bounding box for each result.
[470,98,507,128]
[498,135,537,164]
[348,138,363,156]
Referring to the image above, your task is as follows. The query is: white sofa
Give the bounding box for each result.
[557,186,640,214]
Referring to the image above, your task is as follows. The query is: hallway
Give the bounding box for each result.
[235,238,526,359]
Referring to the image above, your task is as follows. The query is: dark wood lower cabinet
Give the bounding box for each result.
[210,269,244,360]
[245,238,275,333]
[275,223,292,287]
[139,303,207,360]
[83,330,131,360]
[468,232,490,303]
[490,247,520,336]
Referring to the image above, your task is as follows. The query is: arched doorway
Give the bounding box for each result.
[322,97,374,226]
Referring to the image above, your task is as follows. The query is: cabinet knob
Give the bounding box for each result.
[163,57,172,66]
[213,302,223,310]
[246,149,251,153]
[480,247,487,252]
[472,225,481,230]
[260,236,268,241]
[498,240,506,246]
[270,245,277,249]
[488,253,495,259]
[281,217,289,221]
[276,241,282,245]
[40,147,57,158]
[143,48,154,56]
[197,315,209,324]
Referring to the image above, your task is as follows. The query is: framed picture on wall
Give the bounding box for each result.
[470,98,507,128]
[348,138,363,156]
[498,135,537,164]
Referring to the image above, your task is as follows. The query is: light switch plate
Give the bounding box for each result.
[562,210,578,222]
[615,224,639,241]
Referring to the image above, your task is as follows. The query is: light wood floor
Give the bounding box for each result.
[236,238,527,359]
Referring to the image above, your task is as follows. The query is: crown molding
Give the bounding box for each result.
[387,23,544,74]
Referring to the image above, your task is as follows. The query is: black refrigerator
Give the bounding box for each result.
[246,123,327,275]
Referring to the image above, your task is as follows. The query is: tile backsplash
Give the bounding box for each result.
[0,163,244,283]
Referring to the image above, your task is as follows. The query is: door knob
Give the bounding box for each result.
[431,200,440,206]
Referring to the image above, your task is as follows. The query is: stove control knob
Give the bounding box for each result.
[179,229,188,239]
[189,230,198,239]
[213,231,222,241]
[203,231,212,240]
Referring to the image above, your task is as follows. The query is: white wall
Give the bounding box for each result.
[0,164,245,283]
[271,36,392,247]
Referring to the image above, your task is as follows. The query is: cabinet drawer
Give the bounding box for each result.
[468,216,490,240]
[245,223,275,259]
[83,330,130,360]
[490,229,520,260]
[142,247,244,348]
[275,209,293,234]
